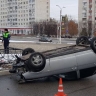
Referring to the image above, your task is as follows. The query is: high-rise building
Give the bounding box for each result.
[78,0,96,36]
[0,0,50,35]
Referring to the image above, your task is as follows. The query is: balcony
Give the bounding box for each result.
[82,20,87,23]
[82,15,87,18]
[82,10,87,13]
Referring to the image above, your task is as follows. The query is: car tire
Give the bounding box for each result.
[76,36,89,45]
[90,37,96,53]
[28,52,46,72]
[22,48,35,56]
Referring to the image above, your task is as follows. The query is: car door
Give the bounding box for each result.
[75,50,96,78]
[44,37,47,41]
[41,37,44,41]
[75,50,96,70]
[49,53,77,75]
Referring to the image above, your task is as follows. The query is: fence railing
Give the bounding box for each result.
[0,47,23,71]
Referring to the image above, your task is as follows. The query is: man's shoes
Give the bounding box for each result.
[9,69,16,73]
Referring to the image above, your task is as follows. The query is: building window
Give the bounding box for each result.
[29,0,31,3]
[17,30,19,34]
[32,0,35,2]
[29,22,31,24]
[26,1,28,4]
[83,2,87,5]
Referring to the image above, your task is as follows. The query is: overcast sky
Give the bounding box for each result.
[50,0,78,21]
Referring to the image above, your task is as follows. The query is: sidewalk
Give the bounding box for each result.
[64,38,76,41]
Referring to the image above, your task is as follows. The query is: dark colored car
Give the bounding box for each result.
[39,37,52,42]
[61,34,72,38]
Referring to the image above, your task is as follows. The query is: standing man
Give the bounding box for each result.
[2,29,11,54]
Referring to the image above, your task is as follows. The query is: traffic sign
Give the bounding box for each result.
[62,16,66,22]
[66,30,68,33]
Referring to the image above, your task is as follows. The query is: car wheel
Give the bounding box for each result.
[22,48,35,56]
[28,52,46,72]
[76,36,89,45]
[90,37,96,53]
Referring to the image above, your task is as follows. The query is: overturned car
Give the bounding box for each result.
[9,38,96,83]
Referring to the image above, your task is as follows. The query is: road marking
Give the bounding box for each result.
[67,43,75,45]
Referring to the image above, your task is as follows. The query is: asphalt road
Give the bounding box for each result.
[0,74,96,96]
[1,36,95,96]
[11,36,76,44]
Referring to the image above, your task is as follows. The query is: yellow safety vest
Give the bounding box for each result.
[3,32,10,38]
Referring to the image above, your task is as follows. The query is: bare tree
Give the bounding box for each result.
[78,20,95,37]
[61,15,78,36]
[32,19,58,36]
[78,21,88,36]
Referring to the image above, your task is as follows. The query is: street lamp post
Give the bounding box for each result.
[57,22,59,39]
[56,5,65,44]
[60,9,62,44]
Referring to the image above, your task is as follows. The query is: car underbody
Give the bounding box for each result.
[8,44,96,83]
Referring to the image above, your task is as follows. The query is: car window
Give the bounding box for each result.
[41,37,43,39]
[41,37,45,40]
[44,37,47,40]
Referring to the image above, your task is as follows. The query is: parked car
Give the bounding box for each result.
[39,36,52,42]
[9,43,96,83]
[64,35,72,38]
[61,34,72,38]
[36,35,40,38]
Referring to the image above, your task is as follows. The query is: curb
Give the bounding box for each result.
[0,64,12,76]
[0,70,10,76]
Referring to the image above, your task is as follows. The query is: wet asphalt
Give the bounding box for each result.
[0,74,96,96]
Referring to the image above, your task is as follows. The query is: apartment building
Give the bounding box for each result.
[0,0,50,35]
[78,0,96,36]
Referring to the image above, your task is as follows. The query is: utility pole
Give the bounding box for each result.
[56,5,65,44]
